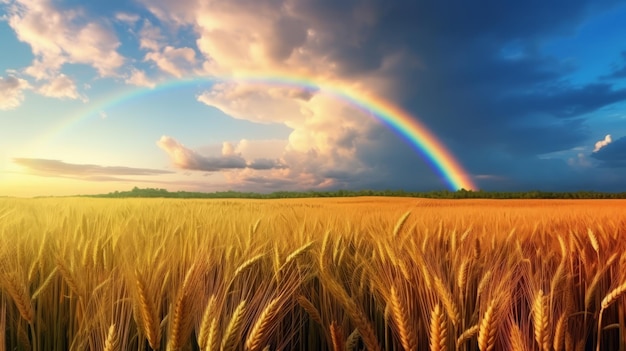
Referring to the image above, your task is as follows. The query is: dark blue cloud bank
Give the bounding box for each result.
[296,0,626,191]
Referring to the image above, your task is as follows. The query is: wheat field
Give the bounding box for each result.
[1,197,625,351]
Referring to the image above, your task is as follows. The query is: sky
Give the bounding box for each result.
[1,0,626,197]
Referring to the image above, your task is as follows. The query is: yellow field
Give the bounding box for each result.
[1,197,625,351]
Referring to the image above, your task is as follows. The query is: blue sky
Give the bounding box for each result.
[1,0,626,196]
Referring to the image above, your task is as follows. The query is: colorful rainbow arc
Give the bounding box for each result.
[43,74,477,191]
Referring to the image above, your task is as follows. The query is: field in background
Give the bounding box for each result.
[1,197,625,351]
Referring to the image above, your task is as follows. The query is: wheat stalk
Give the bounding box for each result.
[281,241,314,270]
[393,211,411,237]
[601,281,626,310]
[221,300,247,351]
[297,295,323,327]
[596,281,626,351]
[135,273,161,350]
[532,290,549,351]
[389,286,417,351]
[478,300,497,351]
[232,254,265,281]
[318,270,381,351]
[167,264,199,351]
[587,228,600,255]
[201,317,218,351]
[553,312,567,351]
[456,325,478,349]
[104,324,119,351]
[330,321,346,351]
[509,323,526,351]
[433,277,460,325]
[246,297,281,351]
[430,304,447,351]
[0,273,34,324]
[31,267,58,300]
[345,328,360,351]
[477,271,493,298]
[198,295,217,349]
[56,257,82,296]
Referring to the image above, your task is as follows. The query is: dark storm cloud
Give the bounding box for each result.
[591,136,626,167]
[288,0,626,190]
[13,158,173,176]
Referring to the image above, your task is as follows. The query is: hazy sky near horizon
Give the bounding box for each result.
[2,0,626,196]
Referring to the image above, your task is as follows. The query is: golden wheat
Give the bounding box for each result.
[2,198,626,350]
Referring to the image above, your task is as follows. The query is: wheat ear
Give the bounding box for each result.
[135,274,161,350]
[456,325,478,349]
[430,304,447,351]
[31,267,58,300]
[433,277,460,325]
[297,295,323,326]
[478,300,497,351]
[601,281,626,310]
[596,281,626,351]
[281,241,314,270]
[587,228,600,255]
[221,300,247,351]
[509,323,526,351]
[0,273,34,324]
[246,297,281,351]
[330,321,346,351]
[198,295,217,349]
[167,264,199,351]
[393,211,411,237]
[232,254,265,281]
[104,324,119,351]
[345,328,360,351]
[319,270,381,351]
[553,312,567,351]
[389,287,417,351]
[532,290,549,351]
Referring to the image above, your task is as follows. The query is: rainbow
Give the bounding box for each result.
[42,74,476,190]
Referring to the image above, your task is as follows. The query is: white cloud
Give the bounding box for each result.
[7,0,124,78]
[157,136,285,171]
[0,75,30,110]
[145,46,197,78]
[125,69,156,88]
[115,12,140,24]
[141,0,413,189]
[221,141,235,156]
[139,19,163,51]
[37,74,83,100]
[593,134,612,152]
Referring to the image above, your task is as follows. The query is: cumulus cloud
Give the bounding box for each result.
[145,46,196,77]
[125,69,156,88]
[36,74,83,100]
[0,75,30,110]
[13,158,173,176]
[6,0,124,79]
[591,136,626,168]
[593,134,612,152]
[157,136,286,171]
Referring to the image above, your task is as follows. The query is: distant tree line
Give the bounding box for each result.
[79,187,626,199]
